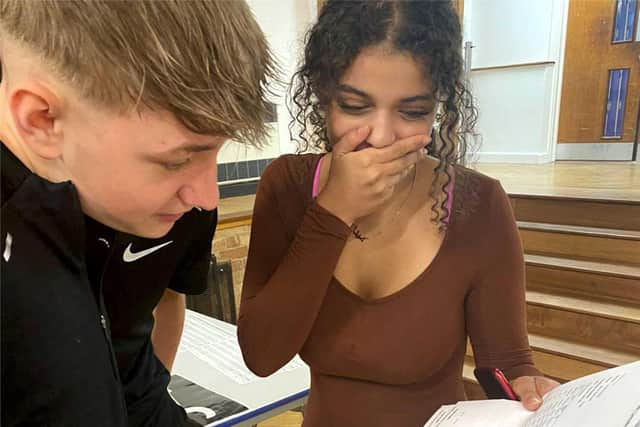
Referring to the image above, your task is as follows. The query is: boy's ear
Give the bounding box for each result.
[10,83,65,160]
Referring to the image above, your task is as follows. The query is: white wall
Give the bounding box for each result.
[218,0,317,164]
[471,65,557,163]
[223,1,572,165]
[464,0,569,163]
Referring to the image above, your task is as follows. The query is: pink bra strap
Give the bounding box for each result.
[312,156,324,198]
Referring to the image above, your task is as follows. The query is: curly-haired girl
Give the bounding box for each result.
[238,1,558,425]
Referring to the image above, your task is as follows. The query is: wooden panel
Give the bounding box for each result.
[519,222,640,239]
[218,194,255,222]
[527,290,640,324]
[511,197,640,231]
[186,258,237,323]
[526,262,640,305]
[466,340,605,381]
[558,0,640,144]
[217,216,251,231]
[526,254,640,279]
[519,228,640,265]
[526,303,640,354]
[477,162,640,205]
[455,0,464,21]
[528,333,639,368]
[530,348,606,380]
[258,411,303,427]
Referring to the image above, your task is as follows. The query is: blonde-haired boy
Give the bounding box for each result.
[0,1,275,426]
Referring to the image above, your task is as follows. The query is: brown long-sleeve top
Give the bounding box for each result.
[238,154,540,427]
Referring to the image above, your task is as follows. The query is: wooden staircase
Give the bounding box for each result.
[463,194,640,399]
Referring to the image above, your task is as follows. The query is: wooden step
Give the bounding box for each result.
[527,334,637,373]
[518,222,640,266]
[527,290,640,325]
[510,195,640,231]
[525,255,640,305]
[465,340,574,382]
[465,334,636,384]
[526,291,640,354]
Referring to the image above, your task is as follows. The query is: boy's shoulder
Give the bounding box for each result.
[1,143,32,207]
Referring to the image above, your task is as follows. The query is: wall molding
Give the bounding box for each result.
[471,60,555,72]
[473,151,552,164]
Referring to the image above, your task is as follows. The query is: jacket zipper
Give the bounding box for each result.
[96,241,129,419]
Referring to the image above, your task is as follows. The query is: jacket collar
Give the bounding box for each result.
[2,142,86,270]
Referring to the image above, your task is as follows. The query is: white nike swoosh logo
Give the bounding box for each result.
[123,241,173,262]
[3,233,12,262]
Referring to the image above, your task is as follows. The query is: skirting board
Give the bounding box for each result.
[555,142,635,161]
[473,152,552,164]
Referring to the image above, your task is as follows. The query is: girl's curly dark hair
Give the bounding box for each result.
[288,0,479,226]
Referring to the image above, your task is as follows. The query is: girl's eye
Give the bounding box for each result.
[401,110,431,120]
[338,102,369,114]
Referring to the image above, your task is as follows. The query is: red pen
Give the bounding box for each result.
[473,367,519,401]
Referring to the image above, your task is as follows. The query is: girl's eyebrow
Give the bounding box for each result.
[337,84,372,100]
[337,84,434,104]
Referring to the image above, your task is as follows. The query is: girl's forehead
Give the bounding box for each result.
[338,47,433,96]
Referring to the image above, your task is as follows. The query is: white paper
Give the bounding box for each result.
[425,361,640,427]
[179,310,306,385]
[524,361,640,427]
[424,400,532,427]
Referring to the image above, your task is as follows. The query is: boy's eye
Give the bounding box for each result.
[164,158,192,171]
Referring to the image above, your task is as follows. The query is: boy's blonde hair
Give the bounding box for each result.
[0,0,277,144]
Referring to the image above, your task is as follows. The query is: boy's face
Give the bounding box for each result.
[61,105,224,238]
